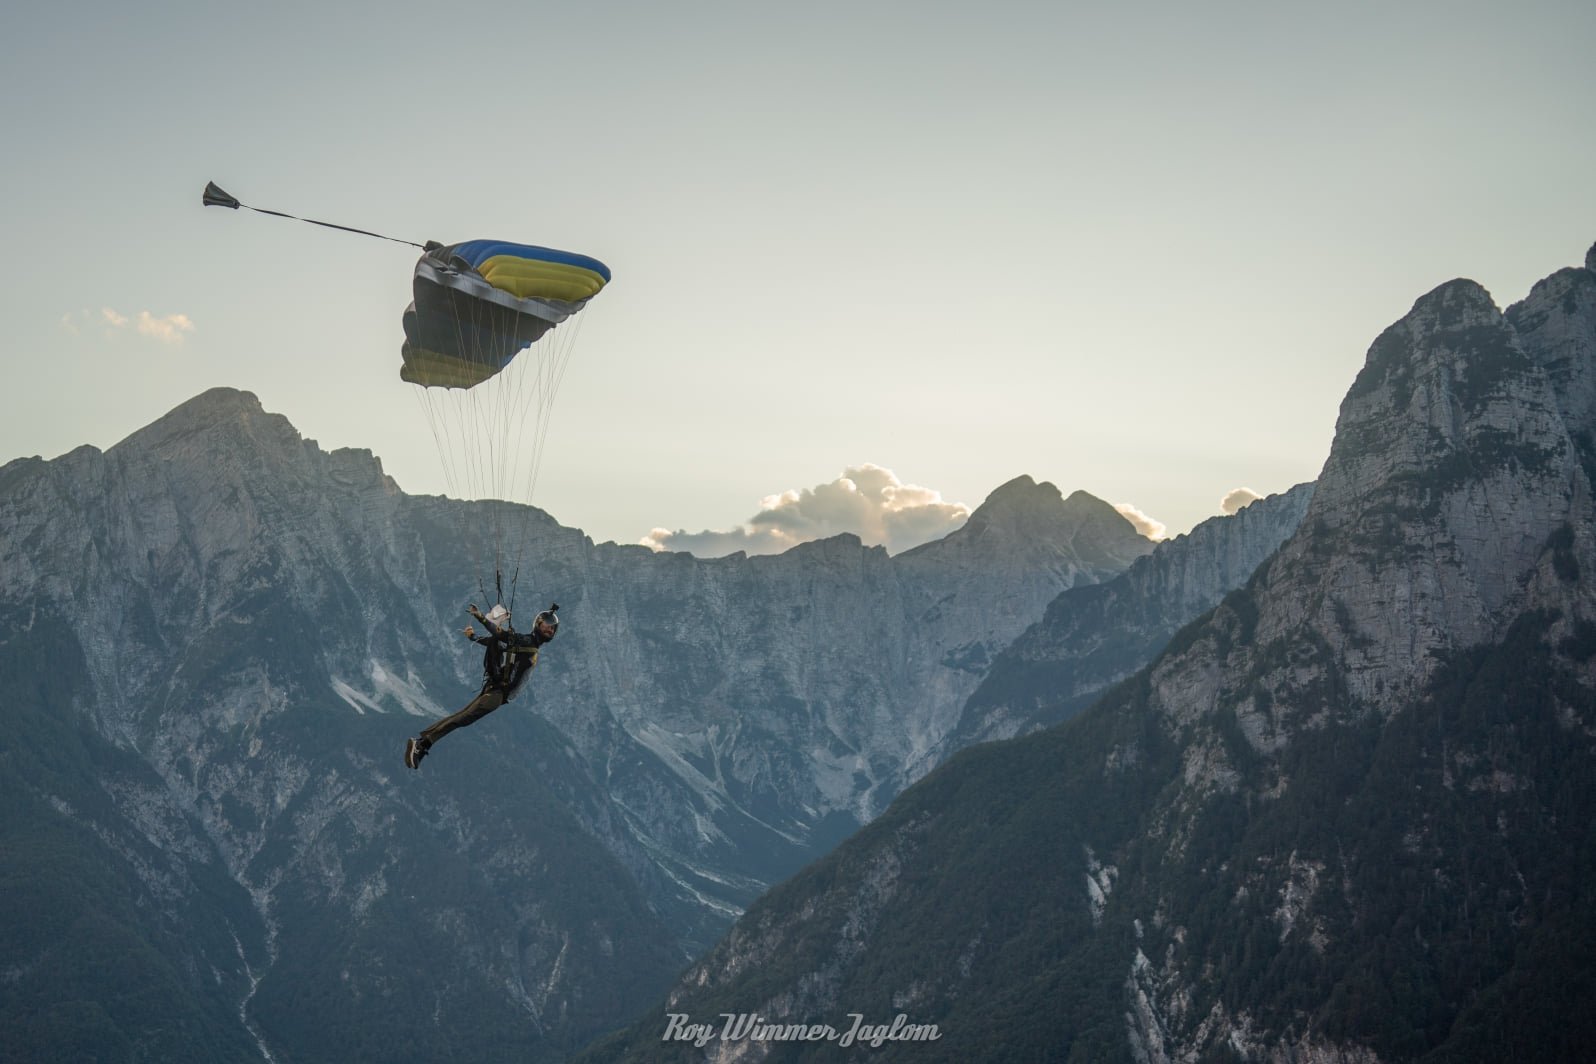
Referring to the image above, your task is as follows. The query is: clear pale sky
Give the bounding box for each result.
[3,1,1593,552]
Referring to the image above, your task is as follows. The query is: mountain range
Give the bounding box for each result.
[0,377,1297,1061]
[581,240,1596,1062]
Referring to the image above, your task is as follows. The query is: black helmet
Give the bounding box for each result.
[534,603,560,636]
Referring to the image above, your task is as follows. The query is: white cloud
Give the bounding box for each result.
[1114,502,1167,541]
[643,464,970,557]
[1221,487,1263,515]
[642,525,794,557]
[134,310,194,343]
[63,307,194,344]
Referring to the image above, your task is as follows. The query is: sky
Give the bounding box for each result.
[3,0,1594,555]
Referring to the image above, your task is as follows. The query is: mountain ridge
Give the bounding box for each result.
[945,480,1316,752]
[0,388,1169,1061]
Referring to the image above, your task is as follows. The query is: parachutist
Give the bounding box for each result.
[404,603,560,770]
[205,182,603,688]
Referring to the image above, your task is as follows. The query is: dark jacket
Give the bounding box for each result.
[475,616,551,701]
[469,632,509,690]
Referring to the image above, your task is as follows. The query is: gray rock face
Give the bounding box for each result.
[0,391,1152,1059]
[1106,245,1596,1064]
[946,481,1315,751]
[888,478,1156,779]
[510,471,1150,929]
[1507,244,1596,487]
[1226,268,1596,720]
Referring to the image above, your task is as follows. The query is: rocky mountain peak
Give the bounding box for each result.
[105,386,392,498]
[965,475,1113,524]
[926,477,1150,571]
[945,480,1316,753]
[1417,275,1498,327]
[975,472,1044,503]
[961,474,1061,529]
[1107,244,1596,1055]
[968,475,1126,525]
[1204,247,1595,717]
[116,386,270,441]
[1060,485,1146,530]
[1507,243,1596,487]
[178,384,265,416]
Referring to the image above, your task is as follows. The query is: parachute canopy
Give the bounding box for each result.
[201,180,610,605]
[399,237,612,606]
[401,240,612,390]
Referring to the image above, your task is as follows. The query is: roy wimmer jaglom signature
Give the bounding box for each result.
[663,1012,942,1049]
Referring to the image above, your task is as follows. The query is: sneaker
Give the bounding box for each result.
[404,736,430,770]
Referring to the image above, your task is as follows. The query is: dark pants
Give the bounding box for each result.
[420,685,507,747]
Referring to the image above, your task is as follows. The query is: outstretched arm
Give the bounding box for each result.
[466,603,510,637]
